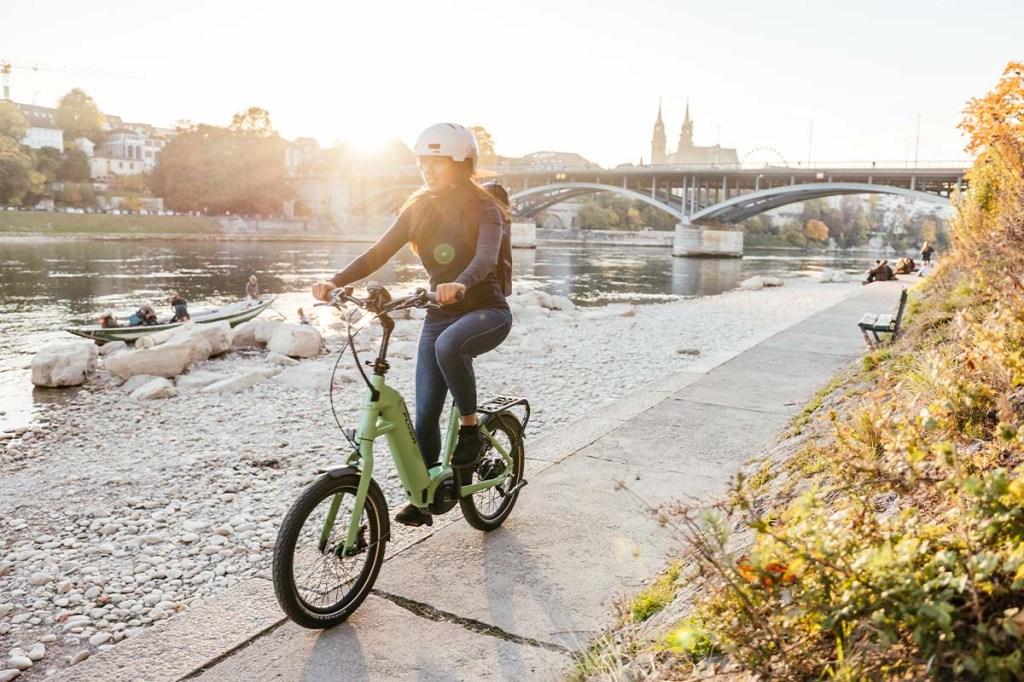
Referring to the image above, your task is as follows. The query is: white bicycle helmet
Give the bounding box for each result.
[413,122,479,166]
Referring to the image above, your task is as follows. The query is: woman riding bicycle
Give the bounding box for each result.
[312,122,513,528]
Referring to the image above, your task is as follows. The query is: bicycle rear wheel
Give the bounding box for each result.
[272,472,388,628]
[459,412,525,531]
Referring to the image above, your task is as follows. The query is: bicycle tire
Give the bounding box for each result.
[459,412,525,531]
[272,472,388,628]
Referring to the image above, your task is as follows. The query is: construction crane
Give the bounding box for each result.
[0,60,137,102]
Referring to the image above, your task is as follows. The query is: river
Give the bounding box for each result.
[0,238,872,433]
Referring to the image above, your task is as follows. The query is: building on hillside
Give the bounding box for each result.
[91,122,171,179]
[285,137,321,177]
[650,101,739,168]
[515,151,602,170]
[99,124,168,171]
[74,137,95,156]
[88,156,148,180]
[14,103,64,150]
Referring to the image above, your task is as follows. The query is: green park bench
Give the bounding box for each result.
[858,288,909,350]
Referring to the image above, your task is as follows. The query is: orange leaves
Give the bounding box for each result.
[959,60,1024,155]
[737,555,797,589]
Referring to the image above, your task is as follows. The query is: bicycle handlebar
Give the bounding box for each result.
[326,286,462,314]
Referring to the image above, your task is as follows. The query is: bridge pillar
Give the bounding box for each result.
[672,220,743,258]
[511,221,537,249]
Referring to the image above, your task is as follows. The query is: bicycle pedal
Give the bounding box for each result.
[498,480,528,499]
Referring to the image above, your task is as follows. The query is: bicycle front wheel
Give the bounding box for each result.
[272,472,388,628]
[460,412,525,531]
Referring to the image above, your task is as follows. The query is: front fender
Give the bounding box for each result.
[326,466,360,479]
[320,466,390,545]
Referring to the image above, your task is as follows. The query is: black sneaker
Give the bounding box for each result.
[395,504,432,527]
[451,425,484,469]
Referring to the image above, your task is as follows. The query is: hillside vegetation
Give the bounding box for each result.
[575,61,1024,681]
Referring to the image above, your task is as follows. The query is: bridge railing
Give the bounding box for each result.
[479,160,973,173]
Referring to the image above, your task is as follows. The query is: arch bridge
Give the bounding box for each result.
[500,164,964,226]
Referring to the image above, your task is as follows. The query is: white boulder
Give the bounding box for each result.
[818,269,853,284]
[104,343,195,379]
[98,340,127,356]
[200,370,274,394]
[31,341,98,387]
[231,319,282,347]
[130,378,177,401]
[169,322,233,357]
[267,352,299,366]
[549,295,576,312]
[122,374,161,393]
[274,364,335,392]
[740,276,764,291]
[176,371,229,392]
[254,320,284,344]
[267,324,322,358]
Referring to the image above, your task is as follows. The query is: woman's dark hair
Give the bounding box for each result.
[400,159,509,253]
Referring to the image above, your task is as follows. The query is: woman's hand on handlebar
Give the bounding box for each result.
[435,282,466,306]
[311,281,336,302]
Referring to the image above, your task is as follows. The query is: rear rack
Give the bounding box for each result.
[477,395,531,433]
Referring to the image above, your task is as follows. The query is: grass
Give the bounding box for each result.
[626,561,683,624]
[0,211,221,234]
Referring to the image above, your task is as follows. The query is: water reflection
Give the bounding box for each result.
[0,238,874,432]
[671,257,743,297]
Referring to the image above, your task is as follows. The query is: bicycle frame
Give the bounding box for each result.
[331,373,517,555]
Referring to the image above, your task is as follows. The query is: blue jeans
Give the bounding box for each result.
[414,306,513,466]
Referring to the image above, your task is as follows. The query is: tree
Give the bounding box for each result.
[958,60,1024,251]
[58,148,91,182]
[55,88,105,143]
[33,147,62,183]
[577,201,619,229]
[0,136,33,204]
[779,220,807,247]
[230,107,275,138]
[152,111,288,215]
[0,101,28,140]
[805,219,829,242]
[470,126,497,168]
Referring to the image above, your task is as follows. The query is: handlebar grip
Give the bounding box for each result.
[424,290,464,304]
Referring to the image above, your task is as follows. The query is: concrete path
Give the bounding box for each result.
[54,281,906,682]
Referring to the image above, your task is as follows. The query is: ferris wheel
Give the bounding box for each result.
[741,147,789,168]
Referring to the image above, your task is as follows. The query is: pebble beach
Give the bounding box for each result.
[0,276,859,679]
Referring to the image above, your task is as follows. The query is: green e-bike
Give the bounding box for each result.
[272,286,529,628]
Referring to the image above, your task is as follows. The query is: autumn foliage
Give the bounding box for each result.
[652,61,1024,681]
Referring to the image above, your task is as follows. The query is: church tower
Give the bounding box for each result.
[651,99,667,165]
[677,99,694,154]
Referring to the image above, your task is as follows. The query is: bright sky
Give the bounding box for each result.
[2,0,1020,168]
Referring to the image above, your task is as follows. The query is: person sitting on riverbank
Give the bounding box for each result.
[246,275,261,302]
[894,257,916,275]
[98,310,119,328]
[129,302,158,326]
[864,259,896,285]
[170,292,190,323]
[297,307,311,325]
